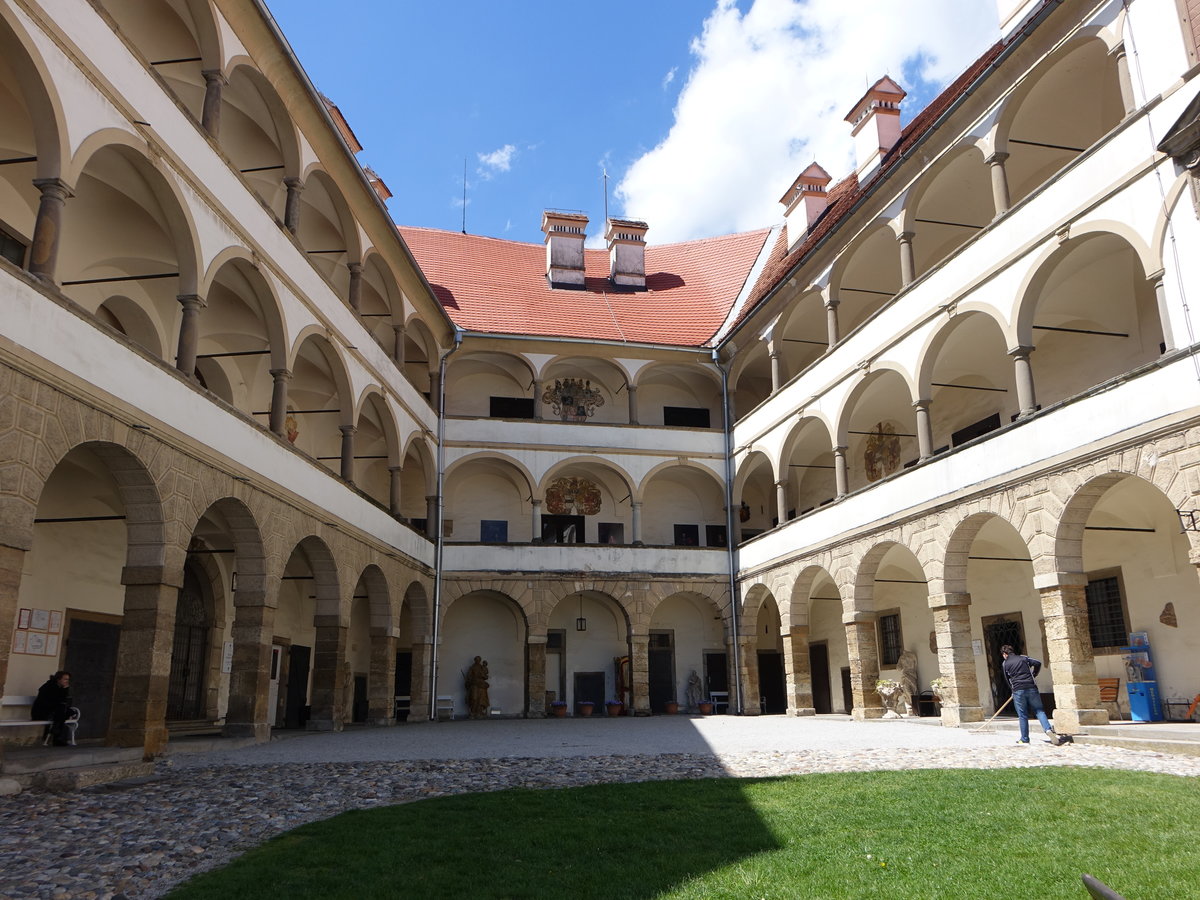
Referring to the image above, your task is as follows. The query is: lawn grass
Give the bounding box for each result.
[167,767,1200,899]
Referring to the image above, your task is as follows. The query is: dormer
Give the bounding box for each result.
[605,218,648,289]
[541,210,589,289]
[845,76,906,182]
[779,163,832,251]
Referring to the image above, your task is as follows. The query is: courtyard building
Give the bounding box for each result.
[2,0,1200,759]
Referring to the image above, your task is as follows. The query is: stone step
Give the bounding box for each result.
[1068,734,1200,758]
[1,745,143,776]
[34,760,156,791]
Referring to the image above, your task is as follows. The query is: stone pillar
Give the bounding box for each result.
[768,342,783,392]
[269,368,291,436]
[200,69,227,138]
[526,636,547,717]
[425,496,438,540]
[929,593,983,726]
[407,640,432,723]
[985,152,1011,217]
[833,445,849,497]
[825,298,840,347]
[775,480,788,525]
[308,617,347,731]
[897,230,916,286]
[429,367,442,408]
[530,498,543,542]
[28,178,73,283]
[782,625,816,716]
[914,401,933,460]
[626,384,639,424]
[392,324,406,366]
[283,177,304,235]
[1009,346,1038,417]
[631,501,643,546]
[174,293,205,377]
[109,565,181,756]
[532,379,543,420]
[1151,271,1174,353]
[630,632,651,715]
[739,635,761,714]
[346,262,363,312]
[1039,577,1107,732]
[223,579,276,741]
[1110,43,1135,117]
[388,465,403,517]
[844,613,885,719]
[368,629,398,725]
[726,388,737,424]
[0,545,28,704]
[339,425,356,483]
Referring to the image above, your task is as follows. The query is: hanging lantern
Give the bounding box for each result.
[575,595,587,632]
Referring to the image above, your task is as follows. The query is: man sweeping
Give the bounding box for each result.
[1001,646,1068,745]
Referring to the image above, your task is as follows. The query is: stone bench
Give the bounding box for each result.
[1,696,50,747]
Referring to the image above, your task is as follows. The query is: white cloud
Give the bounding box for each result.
[477,143,517,179]
[662,66,678,90]
[616,0,999,243]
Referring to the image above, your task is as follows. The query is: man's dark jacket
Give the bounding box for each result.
[31,676,70,720]
[1001,654,1041,692]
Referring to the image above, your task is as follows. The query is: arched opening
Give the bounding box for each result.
[288,334,350,475]
[168,555,219,723]
[906,145,993,279]
[354,392,398,507]
[548,591,629,715]
[752,591,786,714]
[731,341,772,417]
[441,591,526,718]
[445,351,534,419]
[272,537,340,731]
[359,252,402,356]
[222,64,297,221]
[859,544,931,716]
[641,465,726,548]
[830,222,904,336]
[444,456,533,543]
[1021,233,1162,409]
[296,169,358,300]
[922,311,1016,454]
[538,460,632,545]
[839,370,918,493]
[540,357,627,424]
[780,417,837,519]
[734,451,777,542]
[647,593,725,714]
[636,362,722,429]
[400,438,434,533]
[792,570,847,714]
[776,292,830,381]
[402,317,435,398]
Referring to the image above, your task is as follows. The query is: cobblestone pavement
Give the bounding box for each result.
[2,717,1198,899]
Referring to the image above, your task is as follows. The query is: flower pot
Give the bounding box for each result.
[697,701,713,715]
[551,704,567,718]
[664,701,679,715]
[578,702,594,717]
[606,702,623,717]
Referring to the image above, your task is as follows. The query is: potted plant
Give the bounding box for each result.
[697,700,713,715]
[875,678,902,718]
[578,700,595,717]
[605,700,624,717]
[664,700,680,715]
[550,700,568,718]
[929,677,947,703]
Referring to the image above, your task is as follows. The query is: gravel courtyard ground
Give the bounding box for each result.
[2,715,1197,899]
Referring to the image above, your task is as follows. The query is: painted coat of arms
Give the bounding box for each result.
[863,421,900,482]
[545,476,602,515]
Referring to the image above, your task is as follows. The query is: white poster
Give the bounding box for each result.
[30,608,50,632]
[25,632,46,654]
[222,641,234,674]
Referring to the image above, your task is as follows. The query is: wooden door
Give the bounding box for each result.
[648,631,675,713]
[284,644,311,728]
[573,671,604,711]
[810,642,832,714]
[63,615,121,741]
[758,651,786,714]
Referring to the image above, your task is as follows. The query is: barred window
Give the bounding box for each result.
[1085,576,1128,649]
[878,612,903,666]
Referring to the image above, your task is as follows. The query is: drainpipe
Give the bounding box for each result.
[428,329,462,721]
[717,350,745,714]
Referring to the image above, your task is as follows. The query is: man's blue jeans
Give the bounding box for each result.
[1012,687,1052,741]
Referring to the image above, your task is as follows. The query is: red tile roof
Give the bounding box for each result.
[398,226,772,346]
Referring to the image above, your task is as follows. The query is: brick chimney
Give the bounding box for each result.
[996,0,1041,38]
[605,218,648,289]
[845,76,906,182]
[541,210,589,288]
[779,163,832,250]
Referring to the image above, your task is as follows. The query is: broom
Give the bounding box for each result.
[969,695,1014,733]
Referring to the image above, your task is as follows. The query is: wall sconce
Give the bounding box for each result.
[575,595,587,632]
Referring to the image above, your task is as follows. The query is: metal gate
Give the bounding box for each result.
[982,614,1025,715]
[167,563,211,721]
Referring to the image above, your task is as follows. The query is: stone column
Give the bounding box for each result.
[631,501,643,546]
[782,625,816,716]
[726,388,737,424]
[388,465,404,518]
[626,384,639,424]
[844,613,885,719]
[914,400,933,460]
[985,152,1011,217]
[425,495,438,540]
[526,636,547,717]
[109,565,181,756]
[1038,576,1106,732]
[392,324,406,366]
[775,480,788,524]
[530,498,543,542]
[174,293,205,377]
[629,631,651,715]
[833,446,849,497]
[0,545,28,705]
[200,69,227,138]
[339,424,356,483]
[407,640,432,723]
[1009,346,1038,417]
[1150,271,1174,353]
[929,593,983,726]
[28,178,73,283]
[269,368,291,436]
[283,177,304,235]
[768,341,782,392]
[532,379,543,420]
[824,298,840,347]
[346,262,363,312]
[368,629,398,725]
[429,368,442,408]
[897,231,916,287]
[739,634,761,714]
[1110,43,1135,117]
[223,577,276,741]
[307,617,347,731]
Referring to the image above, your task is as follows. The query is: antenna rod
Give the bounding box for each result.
[461,157,467,234]
[603,168,609,224]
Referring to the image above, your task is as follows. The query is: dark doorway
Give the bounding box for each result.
[841,666,853,714]
[648,631,676,713]
[283,644,311,729]
[394,650,412,721]
[574,671,605,712]
[810,643,832,714]
[167,561,211,721]
[758,651,786,714]
[983,613,1025,716]
[704,652,728,704]
[352,674,368,723]
[542,514,584,544]
[63,615,120,741]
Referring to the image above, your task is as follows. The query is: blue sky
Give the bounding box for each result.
[266,1,999,245]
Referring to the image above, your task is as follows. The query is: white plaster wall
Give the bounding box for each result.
[440,595,524,716]
[808,597,849,712]
[446,469,530,543]
[549,596,626,706]
[650,594,725,706]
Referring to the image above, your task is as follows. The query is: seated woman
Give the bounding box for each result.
[31,670,77,746]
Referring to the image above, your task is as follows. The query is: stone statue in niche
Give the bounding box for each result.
[685,670,703,711]
[863,422,900,482]
[465,656,490,719]
[896,650,919,716]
